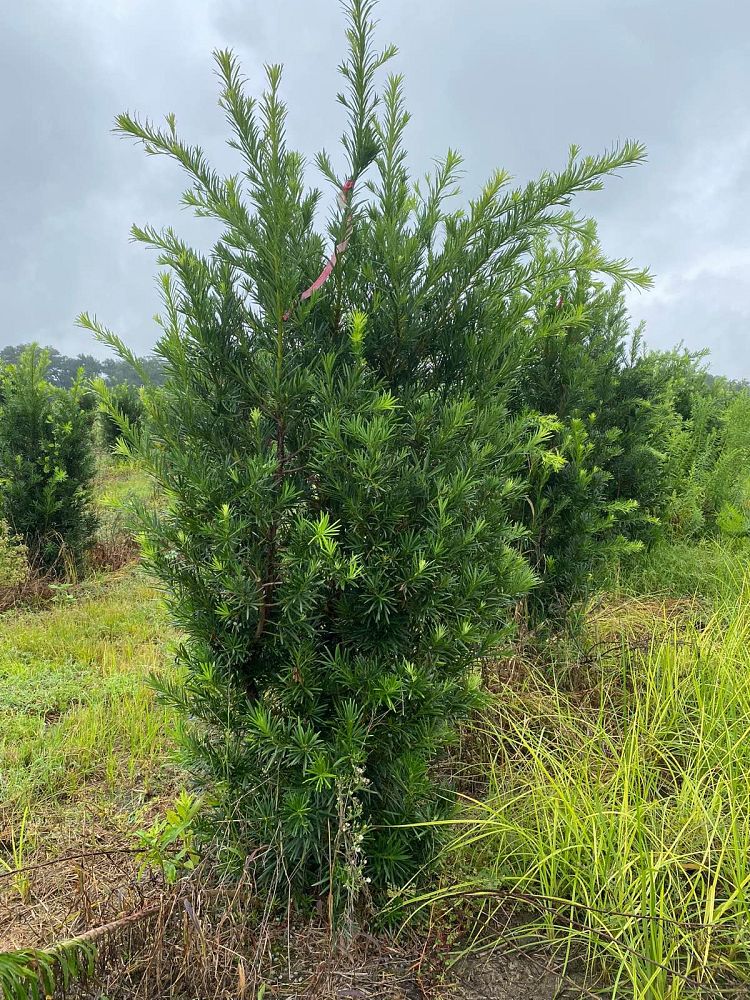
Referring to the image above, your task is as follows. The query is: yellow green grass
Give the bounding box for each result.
[92,456,151,513]
[432,572,750,998]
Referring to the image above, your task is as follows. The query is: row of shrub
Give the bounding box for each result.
[4,284,746,599]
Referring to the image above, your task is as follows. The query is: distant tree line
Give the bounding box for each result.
[0,344,164,389]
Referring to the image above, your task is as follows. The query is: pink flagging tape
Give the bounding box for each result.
[283,179,355,321]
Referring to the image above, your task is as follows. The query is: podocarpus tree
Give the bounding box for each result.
[82,0,646,899]
[514,234,650,618]
[98,381,145,453]
[0,345,96,570]
[659,369,750,539]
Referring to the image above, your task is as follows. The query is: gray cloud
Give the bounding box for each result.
[2,0,749,376]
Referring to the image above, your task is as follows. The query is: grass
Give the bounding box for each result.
[92,455,151,516]
[612,536,750,605]
[429,556,750,998]
[0,565,175,835]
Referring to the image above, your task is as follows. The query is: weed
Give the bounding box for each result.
[0,809,33,902]
[135,791,201,884]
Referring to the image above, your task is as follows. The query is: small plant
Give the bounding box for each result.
[0,808,33,902]
[136,791,201,884]
[48,581,77,605]
[716,500,749,537]
[329,764,372,931]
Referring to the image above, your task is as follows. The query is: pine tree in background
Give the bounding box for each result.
[0,345,96,571]
[82,0,646,902]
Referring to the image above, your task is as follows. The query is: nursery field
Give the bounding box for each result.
[1,3,749,997]
[2,460,750,998]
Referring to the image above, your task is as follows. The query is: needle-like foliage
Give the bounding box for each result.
[81,0,645,902]
[0,345,96,571]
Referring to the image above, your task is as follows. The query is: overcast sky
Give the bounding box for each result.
[2,0,749,377]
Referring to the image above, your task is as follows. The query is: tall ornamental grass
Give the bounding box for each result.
[429,576,750,998]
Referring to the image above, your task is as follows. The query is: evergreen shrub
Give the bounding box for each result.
[83,0,646,900]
